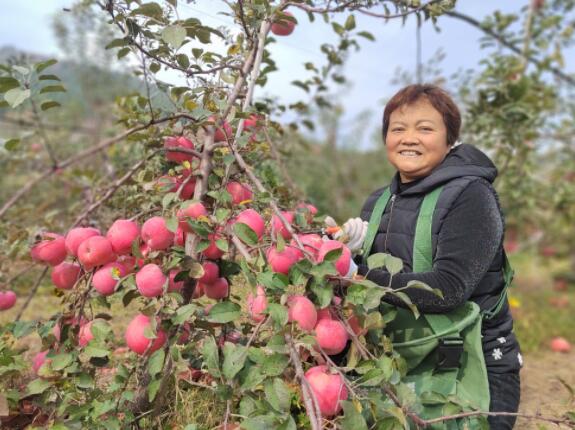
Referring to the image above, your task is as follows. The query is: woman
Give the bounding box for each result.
[353,84,522,429]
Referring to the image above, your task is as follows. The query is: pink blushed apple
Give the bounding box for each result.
[202,277,229,299]
[318,240,351,277]
[0,290,17,310]
[65,227,101,257]
[141,216,174,251]
[226,181,253,205]
[77,236,116,270]
[234,208,266,240]
[304,365,348,417]
[247,286,267,322]
[272,211,294,240]
[30,233,67,266]
[314,318,349,355]
[125,314,167,355]
[106,219,140,255]
[51,262,81,290]
[136,264,167,298]
[287,295,317,331]
[92,262,129,296]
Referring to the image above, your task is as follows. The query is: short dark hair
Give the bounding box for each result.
[382,84,461,147]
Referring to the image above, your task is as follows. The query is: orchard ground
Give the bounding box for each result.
[1,249,574,429]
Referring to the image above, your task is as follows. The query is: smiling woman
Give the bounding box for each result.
[355,84,522,429]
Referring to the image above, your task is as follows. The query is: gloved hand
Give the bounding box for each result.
[323,216,368,255]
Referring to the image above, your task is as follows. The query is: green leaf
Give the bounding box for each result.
[84,345,110,358]
[222,343,247,380]
[364,287,386,311]
[4,88,30,108]
[40,101,61,111]
[76,372,94,389]
[27,378,52,395]
[266,303,288,327]
[344,14,356,31]
[40,85,66,94]
[0,77,20,93]
[261,353,289,376]
[4,138,20,151]
[367,253,387,270]
[233,222,259,246]
[105,38,128,50]
[393,291,419,319]
[340,400,368,430]
[35,59,57,73]
[332,22,345,35]
[38,74,61,81]
[148,349,165,377]
[162,24,187,49]
[148,378,160,402]
[357,31,375,41]
[206,301,240,323]
[215,238,228,252]
[166,216,179,233]
[131,2,164,19]
[405,280,443,298]
[385,255,403,275]
[201,336,221,378]
[264,378,291,412]
[173,303,197,324]
[50,353,73,371]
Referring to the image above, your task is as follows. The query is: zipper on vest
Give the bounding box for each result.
[383,194,397,253]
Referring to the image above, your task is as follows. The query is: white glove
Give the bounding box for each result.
[323,216,368,254]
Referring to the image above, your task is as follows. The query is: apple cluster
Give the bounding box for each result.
[25,115,358,418]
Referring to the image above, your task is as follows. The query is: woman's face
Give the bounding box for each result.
[386,98,450,183]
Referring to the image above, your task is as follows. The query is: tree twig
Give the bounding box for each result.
[14,266,49,321]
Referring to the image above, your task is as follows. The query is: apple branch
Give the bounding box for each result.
[14,266,49,321]
[286,334,323,430]
[354,0,443,19]
[444,10,575,87]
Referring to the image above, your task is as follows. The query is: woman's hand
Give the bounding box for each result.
[323,216,368,254]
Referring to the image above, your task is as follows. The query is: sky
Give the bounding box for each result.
[0,1,564,150]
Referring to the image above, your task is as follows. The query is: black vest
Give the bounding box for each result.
[359,175,518,344]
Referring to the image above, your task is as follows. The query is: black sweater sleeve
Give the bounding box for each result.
[357,181,503,313]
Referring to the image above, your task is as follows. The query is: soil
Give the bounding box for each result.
[517,350,575,429]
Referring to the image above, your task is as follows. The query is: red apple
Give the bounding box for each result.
[287,295,317,331]
[136,264,167,298]
[78,321,94,347]
[106,219,140,255]
[125,314,167,355]
[30,233,67,266]
[318,240,351,277]
[192,282,205,299]
[174,227,186,247]
[247,285,267,322]
[177,202,208,233]
[296,202,318,223]
[304,365,348,417]
[208,116,233,142]
[292,233,323,262]
[0,290,17,310]
[51,262,81,290]
[271,11,297,36]
[65,227,101,257]
[550,337,571,353]
[77,236,116,270]
[226,181,253,205]
[199,261,219,284]
[266,245,300,275]
[176,175,196,200]
[164,136,196,163]
[314,318,349,355]
[272,211,294,240]
[202,233,225,260]
[202,277,229,299]
[234,208,265,240]
[92,262,129,296]
[141,216,174,251]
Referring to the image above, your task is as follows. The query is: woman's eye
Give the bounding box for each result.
[420,127,433,132]
[391,128,404,132]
